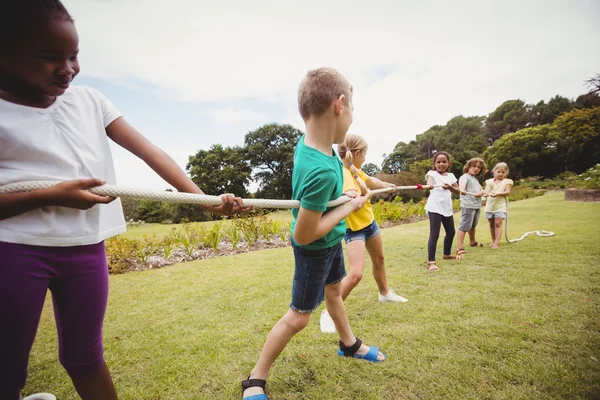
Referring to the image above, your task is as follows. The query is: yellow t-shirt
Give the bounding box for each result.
[342,168,374,231]
[485,178,514,213]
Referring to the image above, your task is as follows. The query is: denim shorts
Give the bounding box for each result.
[290,241,346,313]
[344,220,380,243]
[486,211,507,219]
[459,208,480,231]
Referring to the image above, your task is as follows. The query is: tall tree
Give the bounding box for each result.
[187,144,251,197]
[483,124,559,179]
[244,123,303,199]
[484,100,529,142]
[361,162,380,176]
[434,115,487,174]
[551,107,600,174]
[528,95,573,126]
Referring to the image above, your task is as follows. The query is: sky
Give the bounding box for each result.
[63,0,600,192]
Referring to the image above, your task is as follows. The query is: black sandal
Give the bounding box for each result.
[469,242,484,247]
[241,376,267,399]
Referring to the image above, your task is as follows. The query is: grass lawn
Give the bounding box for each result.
[24,193,600,399]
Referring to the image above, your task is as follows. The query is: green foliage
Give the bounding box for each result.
[528,95,573,126]
[361,162,380,176]
[245,123,303,199]
[225,223,241,250]
[483,124,558,179]
[202,223,222,251]
[485,99,530,142]
[409,159,433,181]
[484,107,600,178]
[187,144,251,197]
[551,107,600,174]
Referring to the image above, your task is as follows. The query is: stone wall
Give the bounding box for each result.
[564,189,600,202]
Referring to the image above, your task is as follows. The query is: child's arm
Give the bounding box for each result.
[293,191,372,245]
[425,175,436,190]
[492,184,512,197]
[445,182,466,195]
[0,179,114,221]
[106,117,252,215]
[366,176,395,190]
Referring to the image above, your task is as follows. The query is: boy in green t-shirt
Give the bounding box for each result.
[242,68,385,400]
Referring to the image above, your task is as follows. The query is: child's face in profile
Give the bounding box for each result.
[494,167,507,180]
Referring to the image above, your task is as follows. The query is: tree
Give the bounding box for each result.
[484,100,530,142]
[483,124,559,179]
[585,73,600,95]
[551,107,600,174]
[187,144,251,197]
[528,95,573,126]
[244,123,303,199]
[381,142,415,173]
[361,162,380,176]
[433,115,487,175]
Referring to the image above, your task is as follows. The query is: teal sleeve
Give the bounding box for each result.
[299,168,338,212]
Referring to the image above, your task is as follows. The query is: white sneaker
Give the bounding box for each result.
[23,394,57,400]
[319,310,336,333]
[378,289,408,303]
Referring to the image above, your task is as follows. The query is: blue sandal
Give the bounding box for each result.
[242,376,268,400]
[337,338,385,362]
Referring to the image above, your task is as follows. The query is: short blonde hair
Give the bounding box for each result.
[338,134,369,194]
[493,162,509,174]
[463,157,488,175]
[298,67,352,120]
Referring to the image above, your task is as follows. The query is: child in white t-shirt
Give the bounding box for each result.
[0,2,250,399]
[424,152,466,271]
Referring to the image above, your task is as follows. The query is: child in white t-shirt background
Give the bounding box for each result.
[424,152,466,271]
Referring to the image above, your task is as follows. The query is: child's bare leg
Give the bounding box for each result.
[468,228,477,245]
[324,282,384,361]
[488,218,496,244]
[493,218,504,248]
[244,309,311,397]
[340,240,366,301]
[457,229,467,250]
[365,234,389,296]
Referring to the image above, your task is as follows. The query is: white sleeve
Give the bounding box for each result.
[87,87,123,127]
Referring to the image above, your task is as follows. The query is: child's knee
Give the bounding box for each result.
[285,311,311,332]
[495,220,504,228]
[348,270,364,285]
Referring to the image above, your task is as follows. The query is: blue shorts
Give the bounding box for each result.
[486,211,507,219]
[290,242,346,313]
[344,220,380,243]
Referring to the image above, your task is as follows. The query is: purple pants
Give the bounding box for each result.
[0,241,109,399]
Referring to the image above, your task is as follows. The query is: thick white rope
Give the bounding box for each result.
[469,191,555,243]
[0,180,423,209]
[503,196,554,243]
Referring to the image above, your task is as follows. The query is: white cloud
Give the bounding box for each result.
[65,0,600,184]
[204,106,267,125]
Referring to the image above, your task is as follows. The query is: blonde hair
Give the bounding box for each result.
[463,157,488,175]
[298,67,352,120]
[338,134,369,195]
[492,162,509,174]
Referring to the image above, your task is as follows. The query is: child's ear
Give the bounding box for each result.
[336,94,348,116]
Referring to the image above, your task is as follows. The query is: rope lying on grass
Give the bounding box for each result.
[503,197,554,243]
[0,180,428,209]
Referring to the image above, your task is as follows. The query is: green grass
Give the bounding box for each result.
[24,193,600,399]
[120,210,293,240]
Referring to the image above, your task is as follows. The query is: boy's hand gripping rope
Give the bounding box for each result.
[0,181,427,209]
